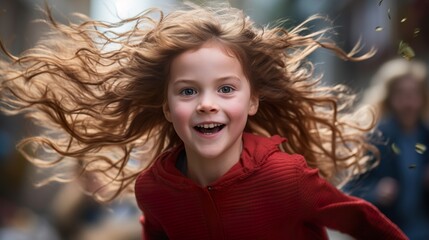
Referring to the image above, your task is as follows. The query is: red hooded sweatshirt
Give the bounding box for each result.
[135,133,407,239]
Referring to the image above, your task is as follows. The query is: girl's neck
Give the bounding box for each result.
[184,139,243,187]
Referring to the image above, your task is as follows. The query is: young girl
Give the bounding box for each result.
[0,4,407,240]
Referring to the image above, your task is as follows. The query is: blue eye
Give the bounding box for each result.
[219,86,234,94]
[180,88,197,96]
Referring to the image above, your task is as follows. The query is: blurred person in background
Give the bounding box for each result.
[348,58,429,239]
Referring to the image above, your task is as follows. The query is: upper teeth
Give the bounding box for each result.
[196,123,222,129]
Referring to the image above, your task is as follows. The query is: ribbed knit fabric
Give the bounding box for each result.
[134,133,407,240]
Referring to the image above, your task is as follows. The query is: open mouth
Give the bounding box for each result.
[194,123,225,135]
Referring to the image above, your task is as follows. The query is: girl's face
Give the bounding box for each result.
[164,42,258,160]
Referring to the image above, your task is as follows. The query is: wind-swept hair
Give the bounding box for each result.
[0,4,377,201]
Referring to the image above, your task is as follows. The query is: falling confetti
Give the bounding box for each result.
[375,26,383,32]
[378,0,384,6]
[400,18,407,23]
[414,28,421,37]
[391,143,400,154]
[398,41,415,60]
[388,8,391,20]
[408,164,416,169]
[415,143,427,154]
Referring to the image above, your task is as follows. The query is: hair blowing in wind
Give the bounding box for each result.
[0,5,377,201]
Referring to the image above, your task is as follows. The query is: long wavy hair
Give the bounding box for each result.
[0,4,377,201]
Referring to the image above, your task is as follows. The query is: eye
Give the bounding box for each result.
[180,88,197,96]
[218,86,234,94]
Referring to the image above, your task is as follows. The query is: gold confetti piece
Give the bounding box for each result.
[414,28,421,37]
[391,143,400,154]
[415,143,427,154]
[388,8,391,20]
[375,26,383,31]
[408,164,416,169]
[379,0,383,6]
[401,18,407,23]
[398,41,415,60]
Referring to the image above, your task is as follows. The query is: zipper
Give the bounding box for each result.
[202,186,225,239]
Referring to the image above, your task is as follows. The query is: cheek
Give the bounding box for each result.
[168,100,194,128]
[390,96,403,111]
[411,94,424,108]
[223,99,252,123]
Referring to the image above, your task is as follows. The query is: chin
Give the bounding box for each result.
[194,146,225,160]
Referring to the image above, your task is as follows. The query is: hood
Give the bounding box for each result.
[151,132,286,190]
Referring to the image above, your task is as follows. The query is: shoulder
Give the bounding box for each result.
[266,151,307,168]
[260,150,309,181]
[241,132,310,178]
[134,148,178,209]
[134,146,191,210]
[134,165,159,209]
[135,166,157,191]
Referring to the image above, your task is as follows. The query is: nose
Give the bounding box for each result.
[196,93,219,114]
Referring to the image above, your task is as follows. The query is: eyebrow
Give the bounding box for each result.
[172,76,242,86]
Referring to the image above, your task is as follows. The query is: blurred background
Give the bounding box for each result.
[0,0,428,239]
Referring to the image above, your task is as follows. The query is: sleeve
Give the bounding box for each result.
[135,172,169,240]
[140,209,168,240]
[296,156,407,240]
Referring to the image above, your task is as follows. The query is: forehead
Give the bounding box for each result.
[169,42,245,80]
[393,76,421,90]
